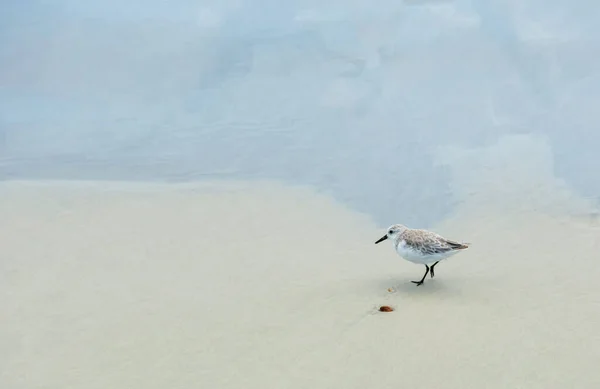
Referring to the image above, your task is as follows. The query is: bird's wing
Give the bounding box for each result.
[405,230,468,255]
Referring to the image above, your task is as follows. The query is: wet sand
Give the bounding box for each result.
[1,179,599,388]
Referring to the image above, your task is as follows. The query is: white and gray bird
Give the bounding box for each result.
[375,224,470,286]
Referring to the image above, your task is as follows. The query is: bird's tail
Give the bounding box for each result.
[447,240,470,250]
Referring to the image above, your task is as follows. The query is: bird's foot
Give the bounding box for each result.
[411,280,424,286]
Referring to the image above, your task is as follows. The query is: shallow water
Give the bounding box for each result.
[2,1,600,227]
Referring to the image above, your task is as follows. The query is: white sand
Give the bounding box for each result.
[1,178,600,388]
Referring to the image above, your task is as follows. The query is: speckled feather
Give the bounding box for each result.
[398,229,469,255]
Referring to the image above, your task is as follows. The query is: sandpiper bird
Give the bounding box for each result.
[375,224,470,286]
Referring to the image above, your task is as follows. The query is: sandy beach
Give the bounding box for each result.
[1,178,599,388]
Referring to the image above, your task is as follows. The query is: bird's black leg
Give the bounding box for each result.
[412,265,430,286]
[430,261,440,278]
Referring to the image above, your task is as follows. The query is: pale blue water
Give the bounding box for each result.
[1,0,600,226]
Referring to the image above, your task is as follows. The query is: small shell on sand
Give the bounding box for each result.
[379,305,394,312]
[387,288,394,292]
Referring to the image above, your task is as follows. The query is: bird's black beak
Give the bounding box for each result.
[375,235,388,244]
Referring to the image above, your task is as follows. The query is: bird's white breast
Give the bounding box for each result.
[395,239,455,264]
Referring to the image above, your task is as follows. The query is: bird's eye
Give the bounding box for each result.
[388,230,393,234]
